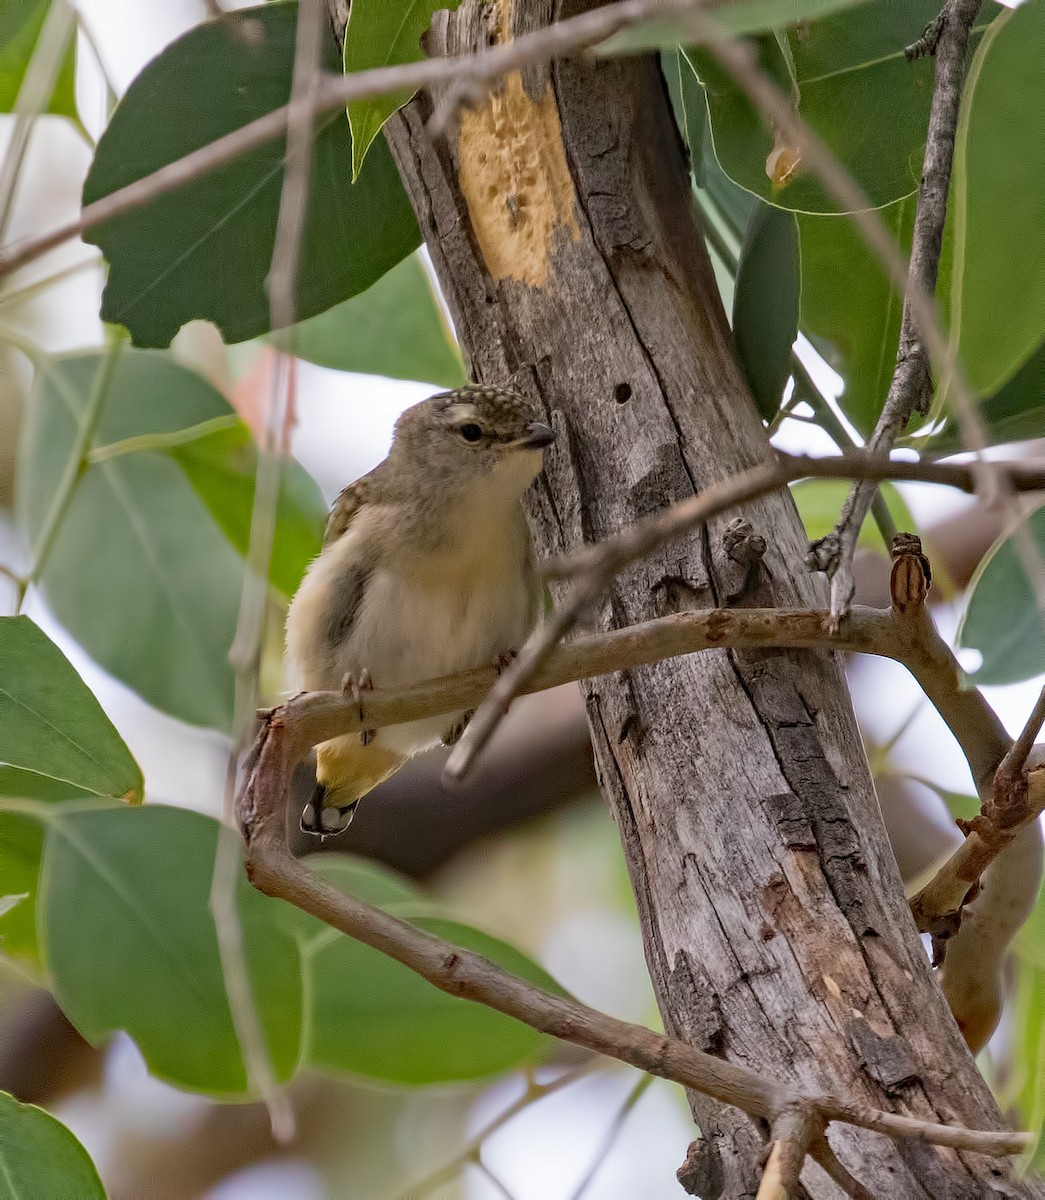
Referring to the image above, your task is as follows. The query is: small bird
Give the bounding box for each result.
[284,385,555,835]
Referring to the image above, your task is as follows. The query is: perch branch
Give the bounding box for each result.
[444,450,1043,784]
[802,0,985,622]
[0,0,732,282]
[756,1104,820,1200]
[236,715,1031,1159]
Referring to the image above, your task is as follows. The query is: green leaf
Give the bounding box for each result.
[732,202,798,420]
[271,252,466,386]
[957,505,1045,687]
[0,616,142,801]
[305,915,562,1084]
[944,1,1045,402]
[792,479,916,551]
[17,351,243,732]
[0,782,83,974]
[600,0,869,53]
[163,418,325,601]
[39,804,303,1097]
[687,1,976,213]
[797,197,914,435]
[344,0,463,180]
[0,1091,106,1200]
[82,2,420,347]
[930,341,1045,453]
[0,0,78,120]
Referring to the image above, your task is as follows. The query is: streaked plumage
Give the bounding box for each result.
[285,385,554,834]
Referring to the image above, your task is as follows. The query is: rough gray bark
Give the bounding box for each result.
[375,2,1038,1194]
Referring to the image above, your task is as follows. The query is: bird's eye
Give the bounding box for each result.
[459,423,483,442]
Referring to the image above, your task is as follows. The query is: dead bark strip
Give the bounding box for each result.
[381,1,1040,1193]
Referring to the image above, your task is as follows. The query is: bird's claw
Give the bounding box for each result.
[300,798,359,838]
[340,669,376,745]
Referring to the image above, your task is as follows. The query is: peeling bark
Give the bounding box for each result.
[368,1,1038,1193]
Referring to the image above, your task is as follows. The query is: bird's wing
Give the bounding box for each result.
[323,469,377,547]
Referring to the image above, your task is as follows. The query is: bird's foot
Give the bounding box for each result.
[341,669,376,746]
[494,650,518,675]
[300,795,359,838]
[442,710,475,746]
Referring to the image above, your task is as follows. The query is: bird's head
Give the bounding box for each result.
[390,385,555,499]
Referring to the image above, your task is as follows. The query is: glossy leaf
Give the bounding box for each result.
[686,1,980,213]
[163,418,325,600]
[599,0,869,53]
[797,197,914,435]
[944,1,1045,402]
[957,505,1045,686]
[40,804,303,1097]
[0,616,142,801]
[82,2,420,347]
[305,915,562,1084]
[732,202,799,420]
[0,0,77,120]
[0,782,83,972]
[18,351,243,731]
[0,1091,105,1200]
[344,0,463,180]
[930,341,1045,453]
[792,479,916,552]
[271,252,466,386]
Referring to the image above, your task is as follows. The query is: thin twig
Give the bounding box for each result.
[996,681,1045,789]
[212,0,329,1146]
[393,1064,597,1200]
[567,1072,653,1200]
[235,726,1032,1159]
[0,0,706,282]
[0,0,77,243]
[444,450,1043,784]
[803,0,986,622]
[807,1133,875,1200]
[757,1105,820,1200]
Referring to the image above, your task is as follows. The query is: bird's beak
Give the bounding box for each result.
[514,421,555,450]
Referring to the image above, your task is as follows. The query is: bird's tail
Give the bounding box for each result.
[300,735,403,836]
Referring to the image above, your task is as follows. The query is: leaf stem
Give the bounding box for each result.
[88,414,239,464]
[23,338,124,606]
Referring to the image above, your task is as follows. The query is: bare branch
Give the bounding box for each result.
[807,1134,875,1200]
[757,1105,820,1200]
[801,0,986,622]
[0,0,710,282]
[444,450,1043,784]
[235,717,1032,1159]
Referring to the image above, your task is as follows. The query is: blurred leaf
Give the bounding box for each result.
[82,2,420,347]
[930,341,1045,453]
[35,802,570,1094]
[344,0,463,180]
[18,351,243,732]
[686,1,989,213]
[943,1,1045,403]
[0,1091,106,1200]
[0,0,77,120]
[732,202,798,420]
[163,418,325,600]
[1012,882,1045,1168]
[599,0,869,53]
[798,197,914,435]
[0,779,84,974]
[0,616,142,800]
[305,915,563,1084]
[957,505,1045,686]
[663,49,707,172]
[792,479,916,551]
[40,804,303,1097]
[271,252,465,387]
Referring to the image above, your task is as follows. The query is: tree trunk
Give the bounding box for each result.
[372,2,1038,1194]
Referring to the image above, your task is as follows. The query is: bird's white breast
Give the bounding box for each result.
[286,471,540,759]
